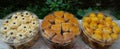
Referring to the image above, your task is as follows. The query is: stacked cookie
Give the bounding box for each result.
[0,11,39,46]
[82,12,120,42]
[41,11,80,45]
[82,12,120,48]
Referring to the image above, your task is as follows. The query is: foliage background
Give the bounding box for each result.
[0,0,120,19]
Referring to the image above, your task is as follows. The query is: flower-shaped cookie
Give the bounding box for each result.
[0,11,39,46]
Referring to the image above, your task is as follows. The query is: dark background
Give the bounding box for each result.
[0,0,120,19]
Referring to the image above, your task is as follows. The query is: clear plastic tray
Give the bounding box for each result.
[0,11,40,48]
[40,11,81,49]
[81,12,120,49]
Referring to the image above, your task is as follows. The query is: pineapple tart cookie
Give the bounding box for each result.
[41,11,80,45]
[0,11,39,47]
[81,12,120,49]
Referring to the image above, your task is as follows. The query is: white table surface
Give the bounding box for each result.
[0,20,120,49]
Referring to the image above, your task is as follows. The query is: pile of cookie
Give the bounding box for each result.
[0,11,39,46]
[82,12,120,42]
[41,11,80,45]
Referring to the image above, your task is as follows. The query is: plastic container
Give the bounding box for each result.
[81,12,120,49]
[40,11,81,49]
[0,11,40,49]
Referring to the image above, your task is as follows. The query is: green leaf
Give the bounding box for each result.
[57,0,63,4]
[84,7,92,13]
[77,9,85,17]
[46,0,53,4]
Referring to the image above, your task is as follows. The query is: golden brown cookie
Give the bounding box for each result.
[41,11,80,45]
